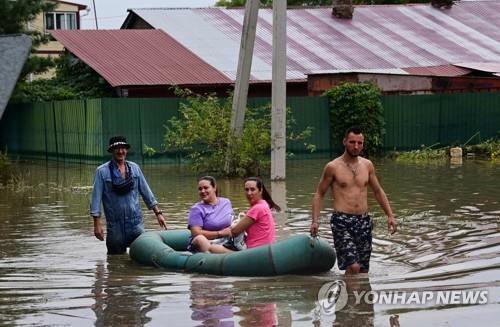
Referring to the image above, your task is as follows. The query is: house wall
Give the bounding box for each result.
[308,73,500,95]
[126,17,154,29]
[31,1,84,78]
[122,82,308,98]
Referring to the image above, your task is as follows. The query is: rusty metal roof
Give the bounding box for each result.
[403,64,473,76]
[51,29,232,87]
[126,1,500,82]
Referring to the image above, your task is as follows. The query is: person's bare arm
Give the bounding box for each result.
[190,226,222,240]
[311,163,335,236]
[368,161,397,234]
[218,217,254,237]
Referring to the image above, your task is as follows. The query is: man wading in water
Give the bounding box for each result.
[310,127,397,274]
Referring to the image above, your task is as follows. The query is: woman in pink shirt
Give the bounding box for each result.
[218,177,281,249]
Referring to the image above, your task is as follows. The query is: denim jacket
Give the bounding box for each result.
[90,160,158,222]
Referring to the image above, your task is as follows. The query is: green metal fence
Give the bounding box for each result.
[1,92,499,164]
[382,92,500,150]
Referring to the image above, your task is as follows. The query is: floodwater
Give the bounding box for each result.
[0,158,499,326]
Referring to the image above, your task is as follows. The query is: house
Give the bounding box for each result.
[53,1,500,97]
[51,29,232,97]
[30,0,87,78]
[307,64,500,95]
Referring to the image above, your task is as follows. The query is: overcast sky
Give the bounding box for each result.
[77,0,217,29]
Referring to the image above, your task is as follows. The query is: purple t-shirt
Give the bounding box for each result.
[188,197,233,231]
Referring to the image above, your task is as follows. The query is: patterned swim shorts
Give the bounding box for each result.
[330,211,373,271]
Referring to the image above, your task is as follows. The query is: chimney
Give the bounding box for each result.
[332,0,353,19]
[431,0,456,9]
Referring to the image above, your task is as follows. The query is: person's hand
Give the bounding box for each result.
[387,216,397,234]
[310,221,319,237]
[94,224,104,241]
[219,227,232,238]
[157,214,167,230]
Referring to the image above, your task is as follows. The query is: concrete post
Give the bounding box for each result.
[271,0,287,180]
[229,0,260,137]
[225,0,259,174]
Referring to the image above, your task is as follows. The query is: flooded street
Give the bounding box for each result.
[0,158,499,326]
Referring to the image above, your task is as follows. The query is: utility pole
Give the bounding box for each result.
[271,0,287,180]
[225,0,259,173]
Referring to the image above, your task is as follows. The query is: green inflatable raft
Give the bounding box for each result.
[129,229,335,276]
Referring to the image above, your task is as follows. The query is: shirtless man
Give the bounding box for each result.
[310,127,397,274]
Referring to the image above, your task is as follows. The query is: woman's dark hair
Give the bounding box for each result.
[244,177,281,212]
[199,176,219,197]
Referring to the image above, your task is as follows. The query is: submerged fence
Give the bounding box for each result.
[1,92,499,164]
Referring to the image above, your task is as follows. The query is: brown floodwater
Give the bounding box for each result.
[0,158,499,326]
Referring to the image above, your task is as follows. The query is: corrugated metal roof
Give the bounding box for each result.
[51,29,232,87]
[307,68,408,75]
[454,62,500,74]
[128,1,500,82]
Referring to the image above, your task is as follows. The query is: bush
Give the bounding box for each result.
[464,138,500,160]
[0,149,14,184]
[324,82,385,156]
[161,89,314,177]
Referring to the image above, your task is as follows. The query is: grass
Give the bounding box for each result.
[389,137,500,163]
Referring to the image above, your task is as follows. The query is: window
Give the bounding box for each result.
[45,12,77,31]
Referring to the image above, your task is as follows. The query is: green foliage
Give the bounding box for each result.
[54,54,114,98]
[0,149,14,184]
[392,143,448,162]
[324,82,385,156]
[162,89,314,177]
[464,138,500,160]
[0,0,54,44]
[0,0,57,78]
[390,138,500,163]
[11,54,114,102]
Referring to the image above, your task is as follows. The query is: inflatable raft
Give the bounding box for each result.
[129,230,335,276]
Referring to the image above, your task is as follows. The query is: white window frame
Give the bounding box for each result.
[44,12,77,32]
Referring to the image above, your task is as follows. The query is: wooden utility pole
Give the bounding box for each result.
[271,0,287,180]
[225,0,259,173]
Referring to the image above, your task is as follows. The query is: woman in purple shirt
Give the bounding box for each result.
[188,176,234,252]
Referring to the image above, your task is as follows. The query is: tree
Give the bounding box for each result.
[11,53,114,103]
[0,0,57,77]
[159,89,314,177]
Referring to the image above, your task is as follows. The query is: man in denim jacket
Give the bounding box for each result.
[90,136,167,254]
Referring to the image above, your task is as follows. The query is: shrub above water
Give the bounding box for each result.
[159,89,314,177]
[324,82,385,156]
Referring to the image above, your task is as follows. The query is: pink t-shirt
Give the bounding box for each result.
[245,199,276,248]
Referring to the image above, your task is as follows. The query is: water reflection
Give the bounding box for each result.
[92,256,158,327]
[332,276,374,327]
[190,280,234,326]
[189,279,279,327]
